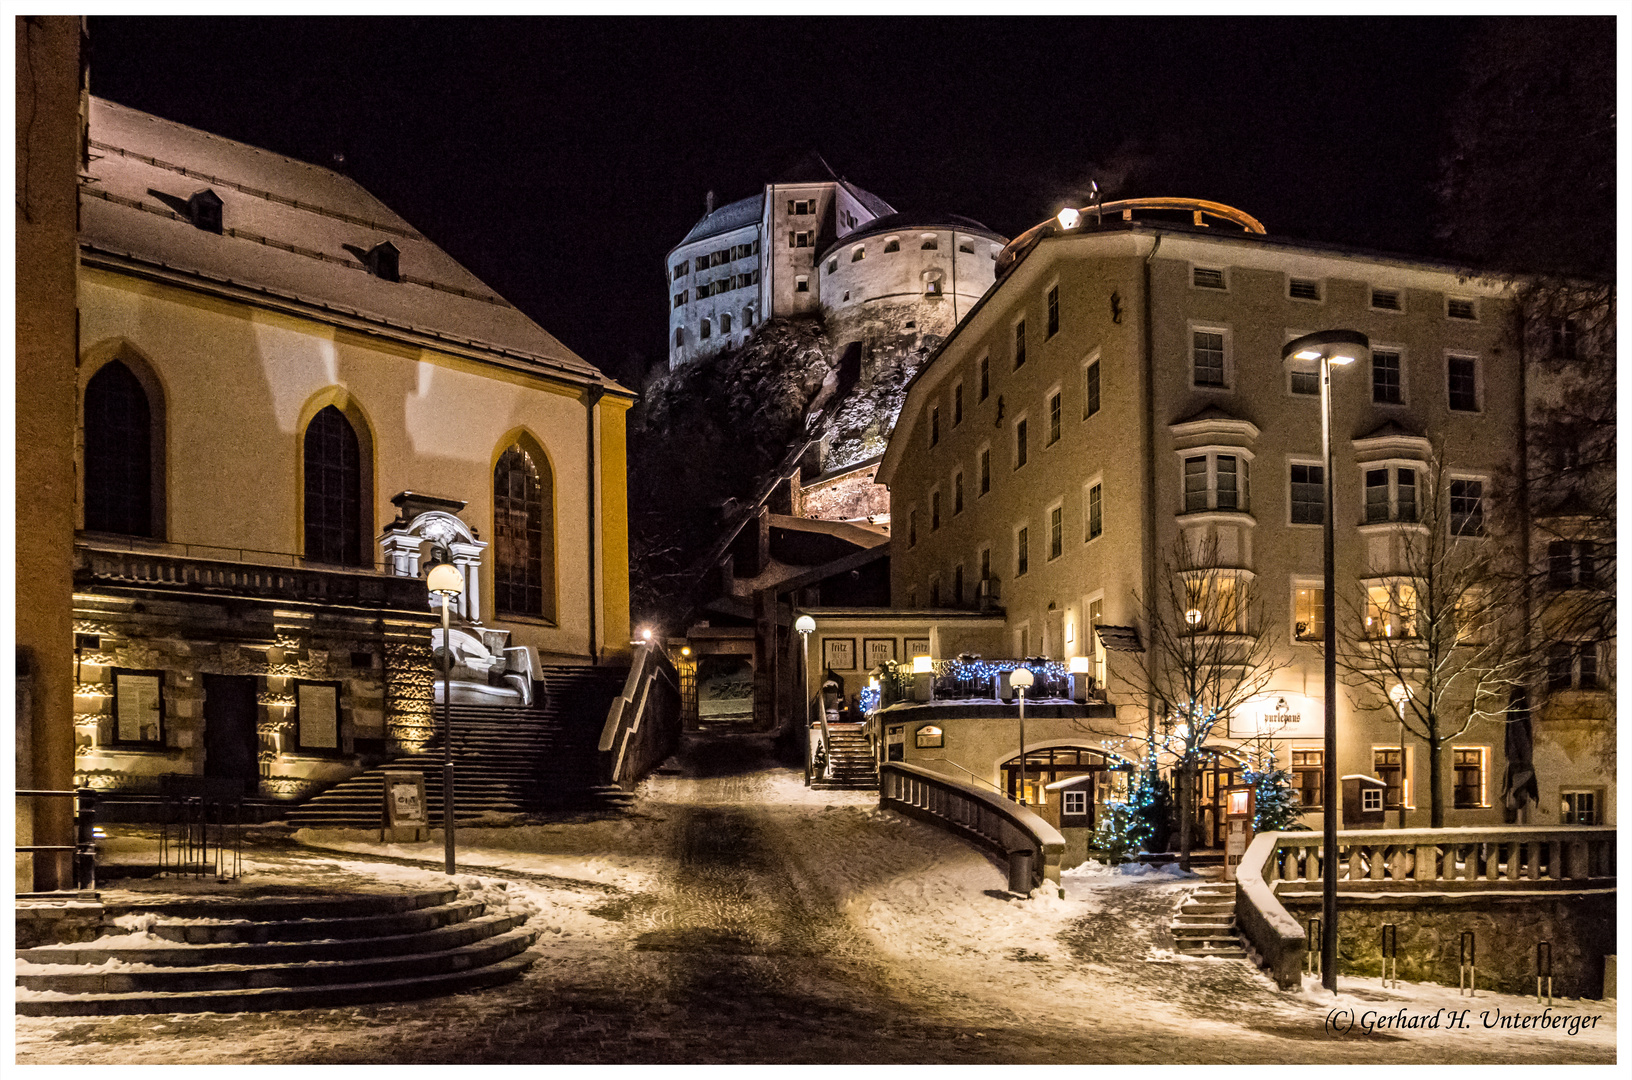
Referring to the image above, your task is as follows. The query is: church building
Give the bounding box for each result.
[67,98,633,807]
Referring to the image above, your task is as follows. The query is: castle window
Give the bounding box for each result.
[673,291,687,308]
[303,406,363,566]
[788,198,814,215]
[827,257,838,274]
[695,256,708,272]
[790,231,812,248]
[959,239,975,254]
[743,306,755,328]
[672,263,687,280]
[852,244,866,262]
[1046,285,1060,337]
[675,328,685,349]
[923,270,943,295]
[83,359,157,538]
[700,318,712,340]
[1014,320,1027,369]
[720,312,732,334]
[1371,288,1403,312]
[795,276,810,293]
[494,442,554,620]
[920,234,938,250]
[884,237,900,253]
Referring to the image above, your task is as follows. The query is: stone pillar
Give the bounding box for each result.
[448,539,486,624]
[378,531,424,578]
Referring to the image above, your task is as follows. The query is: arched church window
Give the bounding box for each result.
[83,359,155,537]
[303,405,363,565]
[494,445,548,617]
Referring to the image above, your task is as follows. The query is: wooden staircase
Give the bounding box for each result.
[16,887,537,1015]
[811,724,879,791]
[285,665,631,828]
[1170,880,1248,959]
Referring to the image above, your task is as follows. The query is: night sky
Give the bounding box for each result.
[89,17,1478,385]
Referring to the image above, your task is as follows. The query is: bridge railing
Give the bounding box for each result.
[598,641,681,789]
[879,762,1064,891]
[1237,826,1617,988]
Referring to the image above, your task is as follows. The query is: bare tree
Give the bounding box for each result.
[1333,449,1529,827]
[1102,536,1290,870]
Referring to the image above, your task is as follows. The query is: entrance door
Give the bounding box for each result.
[203,674,260,794]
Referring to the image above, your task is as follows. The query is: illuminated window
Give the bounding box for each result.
[1374,747,1410,809]
[1182,572,1242,633]
[1088,598,1105,684]
[1365,580,1419,638]
[1452,747,1485,808]
[1293,584,1324,641]
[1292,750,1323,806]
[1561,790,1599,825]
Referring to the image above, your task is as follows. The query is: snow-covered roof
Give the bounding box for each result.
[676,192,765,248]
[81,98,616,388]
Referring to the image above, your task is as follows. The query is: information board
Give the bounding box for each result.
[297,682,339,750]
[115,671,163,743]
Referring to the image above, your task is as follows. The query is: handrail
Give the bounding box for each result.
[917,756,1006,796]
[598,641,680,787]
[1236,826,1618,990]
[15,788,98,892]
[879,762,1064,891]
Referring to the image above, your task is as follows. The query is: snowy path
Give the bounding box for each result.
[14,736,1616,1064]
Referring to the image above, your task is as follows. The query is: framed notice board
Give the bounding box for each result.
[294,680,343,754]
[381,770,429,842]
[112,669,166,746]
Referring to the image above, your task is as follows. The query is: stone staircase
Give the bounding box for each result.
[16,886,537,1015]
[811,724,879,791]
[1170,880,1248,959]
[285,665,631,828]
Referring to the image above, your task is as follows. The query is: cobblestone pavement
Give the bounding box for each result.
[15,737,1617,1064]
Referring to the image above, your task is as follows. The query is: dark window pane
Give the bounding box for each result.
[304,406,362,565]
[84,361,155,537]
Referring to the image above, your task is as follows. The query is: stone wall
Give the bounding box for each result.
[1281,890,1615,998]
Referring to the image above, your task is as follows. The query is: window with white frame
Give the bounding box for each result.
[1364,465,1418,524]
[1182,452,1247,513]
[1015,524,1029,577]
[1447,355,1479,411]
[1361,787,1383,812]
[1288,353,1320,396]
[1290,462,1324,525]
[1063,789,1088,816]
[1047,285,1060,338]
[1292,581,1324,641]
[953,470,965,516]
[1365,579,1419,639]
[1047,389,1062,445]
[1084,356,1101,417]
[1086,480,1103,540]
[788,198,815,215]
[1192,328,1229,388]
[1449,478,1485,537]
[1049,502,1064,560]
[1181,571,1244,634]
[1371,349,1404,405]
[794,276,809,293]
[790,231,813,248]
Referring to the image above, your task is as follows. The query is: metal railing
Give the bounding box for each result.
[1236,826,1618,989]
[879,762,1064,891]
[15,788,98,891]
[916,756,1007,796]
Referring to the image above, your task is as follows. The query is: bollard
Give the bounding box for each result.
[1306,917,1323,976]
[1007,848,1035,895]
[1536,941,1553,1005]
[1459,930,1477,996]
[1380,923,1398,988]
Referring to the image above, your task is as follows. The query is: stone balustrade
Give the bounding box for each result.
[1237,826,1617,990]
[880,761,1064,891]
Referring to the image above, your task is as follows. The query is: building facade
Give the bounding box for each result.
[69,98,633,806]
[879,199,1614,832]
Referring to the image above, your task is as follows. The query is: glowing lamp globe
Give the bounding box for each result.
[795,615,816,635]
[1068,655,1091,674]
[427,563,464,597]
[1009,667,1035,690]
[912,654,933,674]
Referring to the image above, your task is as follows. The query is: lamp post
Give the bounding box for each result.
[1389,683,1412,828]
[1010,666,1035,805]
[795,614,816,784]
[1282,329,1367,994]
[427,561,465,875]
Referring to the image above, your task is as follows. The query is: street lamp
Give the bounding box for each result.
[1010,666,1035,806]
[427,560,465,875]
[1282,328,1367,994]
[1389,683,1412,829]
[795,614,817,784]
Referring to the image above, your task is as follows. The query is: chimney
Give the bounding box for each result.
[706,189,716,214]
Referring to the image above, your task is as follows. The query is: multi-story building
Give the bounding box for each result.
[878,198,1614,833]
[666,155,1004,373]
[68,98,633,807]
